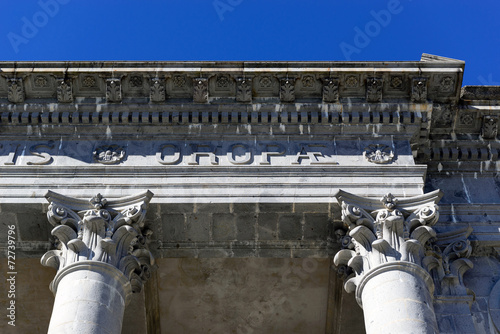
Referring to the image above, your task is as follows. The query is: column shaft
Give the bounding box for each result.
[358,262,438,334]
[47,261,132,334]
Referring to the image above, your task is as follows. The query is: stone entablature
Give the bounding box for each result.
[0,55,463,104]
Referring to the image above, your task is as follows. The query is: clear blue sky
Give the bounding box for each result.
[1,0,499,85]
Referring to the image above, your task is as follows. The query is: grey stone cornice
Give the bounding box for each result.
[0,56,464,106]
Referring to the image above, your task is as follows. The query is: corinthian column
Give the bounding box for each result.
[334,190,442,334]
[41,190,154,334]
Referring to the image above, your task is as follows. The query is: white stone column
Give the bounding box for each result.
[334,190,443,334]
[41,191,154,334]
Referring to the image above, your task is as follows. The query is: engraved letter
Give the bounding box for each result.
[228,144,252,165]
[291,145,338,165]
[188,144,218,165]
[156,144,181,165]
[27,144,54,165]
[260,144,286,165]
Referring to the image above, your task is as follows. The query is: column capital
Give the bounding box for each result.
[334,190,443,294]
[41,190,155,294]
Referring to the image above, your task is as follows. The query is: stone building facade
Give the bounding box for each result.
[1,54,500,333]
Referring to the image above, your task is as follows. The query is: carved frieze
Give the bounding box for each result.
[363,144,394,164]
[411,77,427,103]
[56,79,73,103]
[322,78,339,103]
[41,190,155,293]
[366,78,383,102]
[280,78,295,103]
[236,78,252,103]
[7,78,25,103]
[106,79,122,103]
[193,78,208,103]
[150,78,166,102]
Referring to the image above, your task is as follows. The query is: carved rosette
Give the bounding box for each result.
[322,78,339,103]
[236,78,252,103]
[41,190,155,293]
[106,79,122,103]
[57,79,73,103]
[7,78,25,103]
[150,78,166,102]
[334,190,442,293]
[193,78,208,103]
[411,77,428,102]
[366,78,382,102]
[280,78,295,103]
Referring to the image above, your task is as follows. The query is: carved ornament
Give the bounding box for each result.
[363,144,394,164]
[41,190,155,293]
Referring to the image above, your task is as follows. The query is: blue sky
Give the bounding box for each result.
[1,0,499,85]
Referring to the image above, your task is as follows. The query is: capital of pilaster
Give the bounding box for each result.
[334,190,442,293]
[41,190,155,294]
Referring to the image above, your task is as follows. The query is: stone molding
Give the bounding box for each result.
[41,190,155,294]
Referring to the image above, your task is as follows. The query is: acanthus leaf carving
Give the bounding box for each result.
[106,79,122,103]
[150,78,166,102]
[193,78,208,103]
[41,190,155,294]
[411,77,428,103]
[334,190,446,293]
[57,79,73,103]
[236,77,252,103]
[366,77,383,102]
[7,78,25,103]
[322,78,339,103]
[280,78,295,103]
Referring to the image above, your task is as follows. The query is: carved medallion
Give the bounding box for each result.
[82,75,96,88]
[363,144,394,164]
[440,76,455,93]
[93,145,126,164]
[345,75,359,88]
[129,75,143,88]
[34,75,49,88]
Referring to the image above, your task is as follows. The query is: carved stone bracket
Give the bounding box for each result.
[482,116,498,139]
[333,190,442,293]
[280,78,295,103]
[7,78,25,103]
[193,78,208,103]
[106,79,122,103]
[56,79,73,103]
[41,190,155,294]
[411,77,428,102]
[322,78,339,103]
[366,78,383,102]
[236,77,252,103]
[150,78,166,102]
